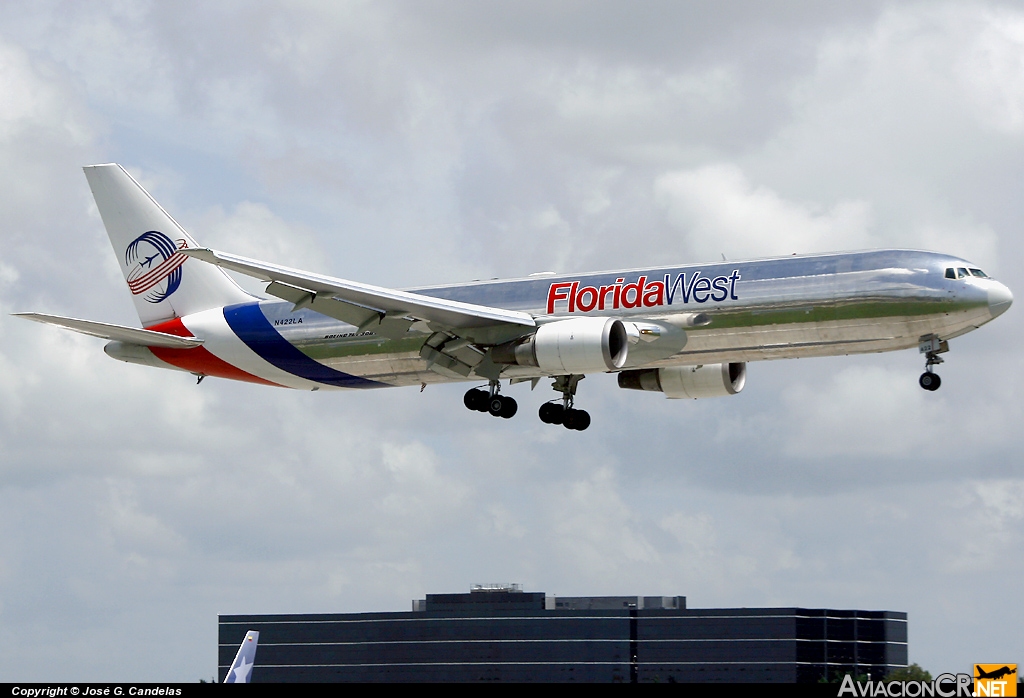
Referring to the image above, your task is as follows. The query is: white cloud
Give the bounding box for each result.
[0,42,87,144]
[749,3,1017,271]
[196,200,329,287]
[655,163,875,261]
[950,7,1024,134]
[0,38,94,232]
[779,365,1020,460]
[101,481,188,558]
[974,479,1024,524]
[912,220,999,273]
[479,503,527,539]
[547,64,741,161]
[548,467,660,578]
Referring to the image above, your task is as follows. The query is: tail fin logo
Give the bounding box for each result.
[125,230,188,303]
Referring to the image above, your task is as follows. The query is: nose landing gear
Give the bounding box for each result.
[464,380,517,418]
[919,335,948,392]
[539,375,591,431]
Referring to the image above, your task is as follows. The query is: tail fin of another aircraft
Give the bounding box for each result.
[83,164,253,327]
[223,630,259,683]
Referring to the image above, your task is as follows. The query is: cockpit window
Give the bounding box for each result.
[945,266,990,279]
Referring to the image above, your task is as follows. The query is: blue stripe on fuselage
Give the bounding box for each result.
[223,302,384,388]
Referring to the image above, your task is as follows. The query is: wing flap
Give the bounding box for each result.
[14,313,204,349]
[267,281,378,326]
[266,281,415,340]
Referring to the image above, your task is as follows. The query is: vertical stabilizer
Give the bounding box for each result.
[84,164,253,327]
[223,630,259,683]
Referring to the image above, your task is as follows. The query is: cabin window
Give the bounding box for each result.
[957,268,969,279]
[945,268,956,279]
[969,268,988,278]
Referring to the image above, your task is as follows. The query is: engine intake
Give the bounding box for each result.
[492,317,629,373]
[618,363,746,399]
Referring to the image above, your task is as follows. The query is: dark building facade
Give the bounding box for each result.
[219,587,907,683]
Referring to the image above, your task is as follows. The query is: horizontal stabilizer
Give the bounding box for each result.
[181,248,536,332]
[13,312,204,349]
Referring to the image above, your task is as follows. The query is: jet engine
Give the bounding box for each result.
[617,362,746,399]
[491,317,629,373]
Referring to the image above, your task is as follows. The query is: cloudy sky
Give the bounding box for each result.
[1,0,1021,682]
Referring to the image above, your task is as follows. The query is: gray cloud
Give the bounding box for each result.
[0,0,1021,681]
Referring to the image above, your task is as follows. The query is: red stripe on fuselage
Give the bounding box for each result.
[145,317,282,387]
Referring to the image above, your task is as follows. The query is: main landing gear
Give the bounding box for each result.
[918,335,948,392]
[464,380,518,419]
[539,375,591,431]
[463,375,591,431]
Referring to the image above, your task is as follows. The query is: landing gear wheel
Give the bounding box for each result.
[464,388,489,411]
[919,372,941,391]
[539,402,565,424]
[574,409,591,431]
[562,408,591,431]
[463,388,483,411]
[499,396,518,419]
[540,375,591,430]
[466,384,517,419]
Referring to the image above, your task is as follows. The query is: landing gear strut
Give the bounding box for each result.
[464,380,517,419]
[539,375,591,431]
[918,335,948,392]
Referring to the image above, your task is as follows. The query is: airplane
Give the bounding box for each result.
[15,164,1013,431]
[975,665,1017,681]
[223,629,259,683]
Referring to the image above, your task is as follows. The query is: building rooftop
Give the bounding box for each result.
[411,587,686,613]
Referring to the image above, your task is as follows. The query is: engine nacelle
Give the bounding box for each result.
[492,317,629,373]
[618,362,746,399]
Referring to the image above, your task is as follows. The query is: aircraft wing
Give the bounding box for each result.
[13,312,204,349]
[181,248,536,339]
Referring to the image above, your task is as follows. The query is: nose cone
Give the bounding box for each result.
[989,282,1013,319]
